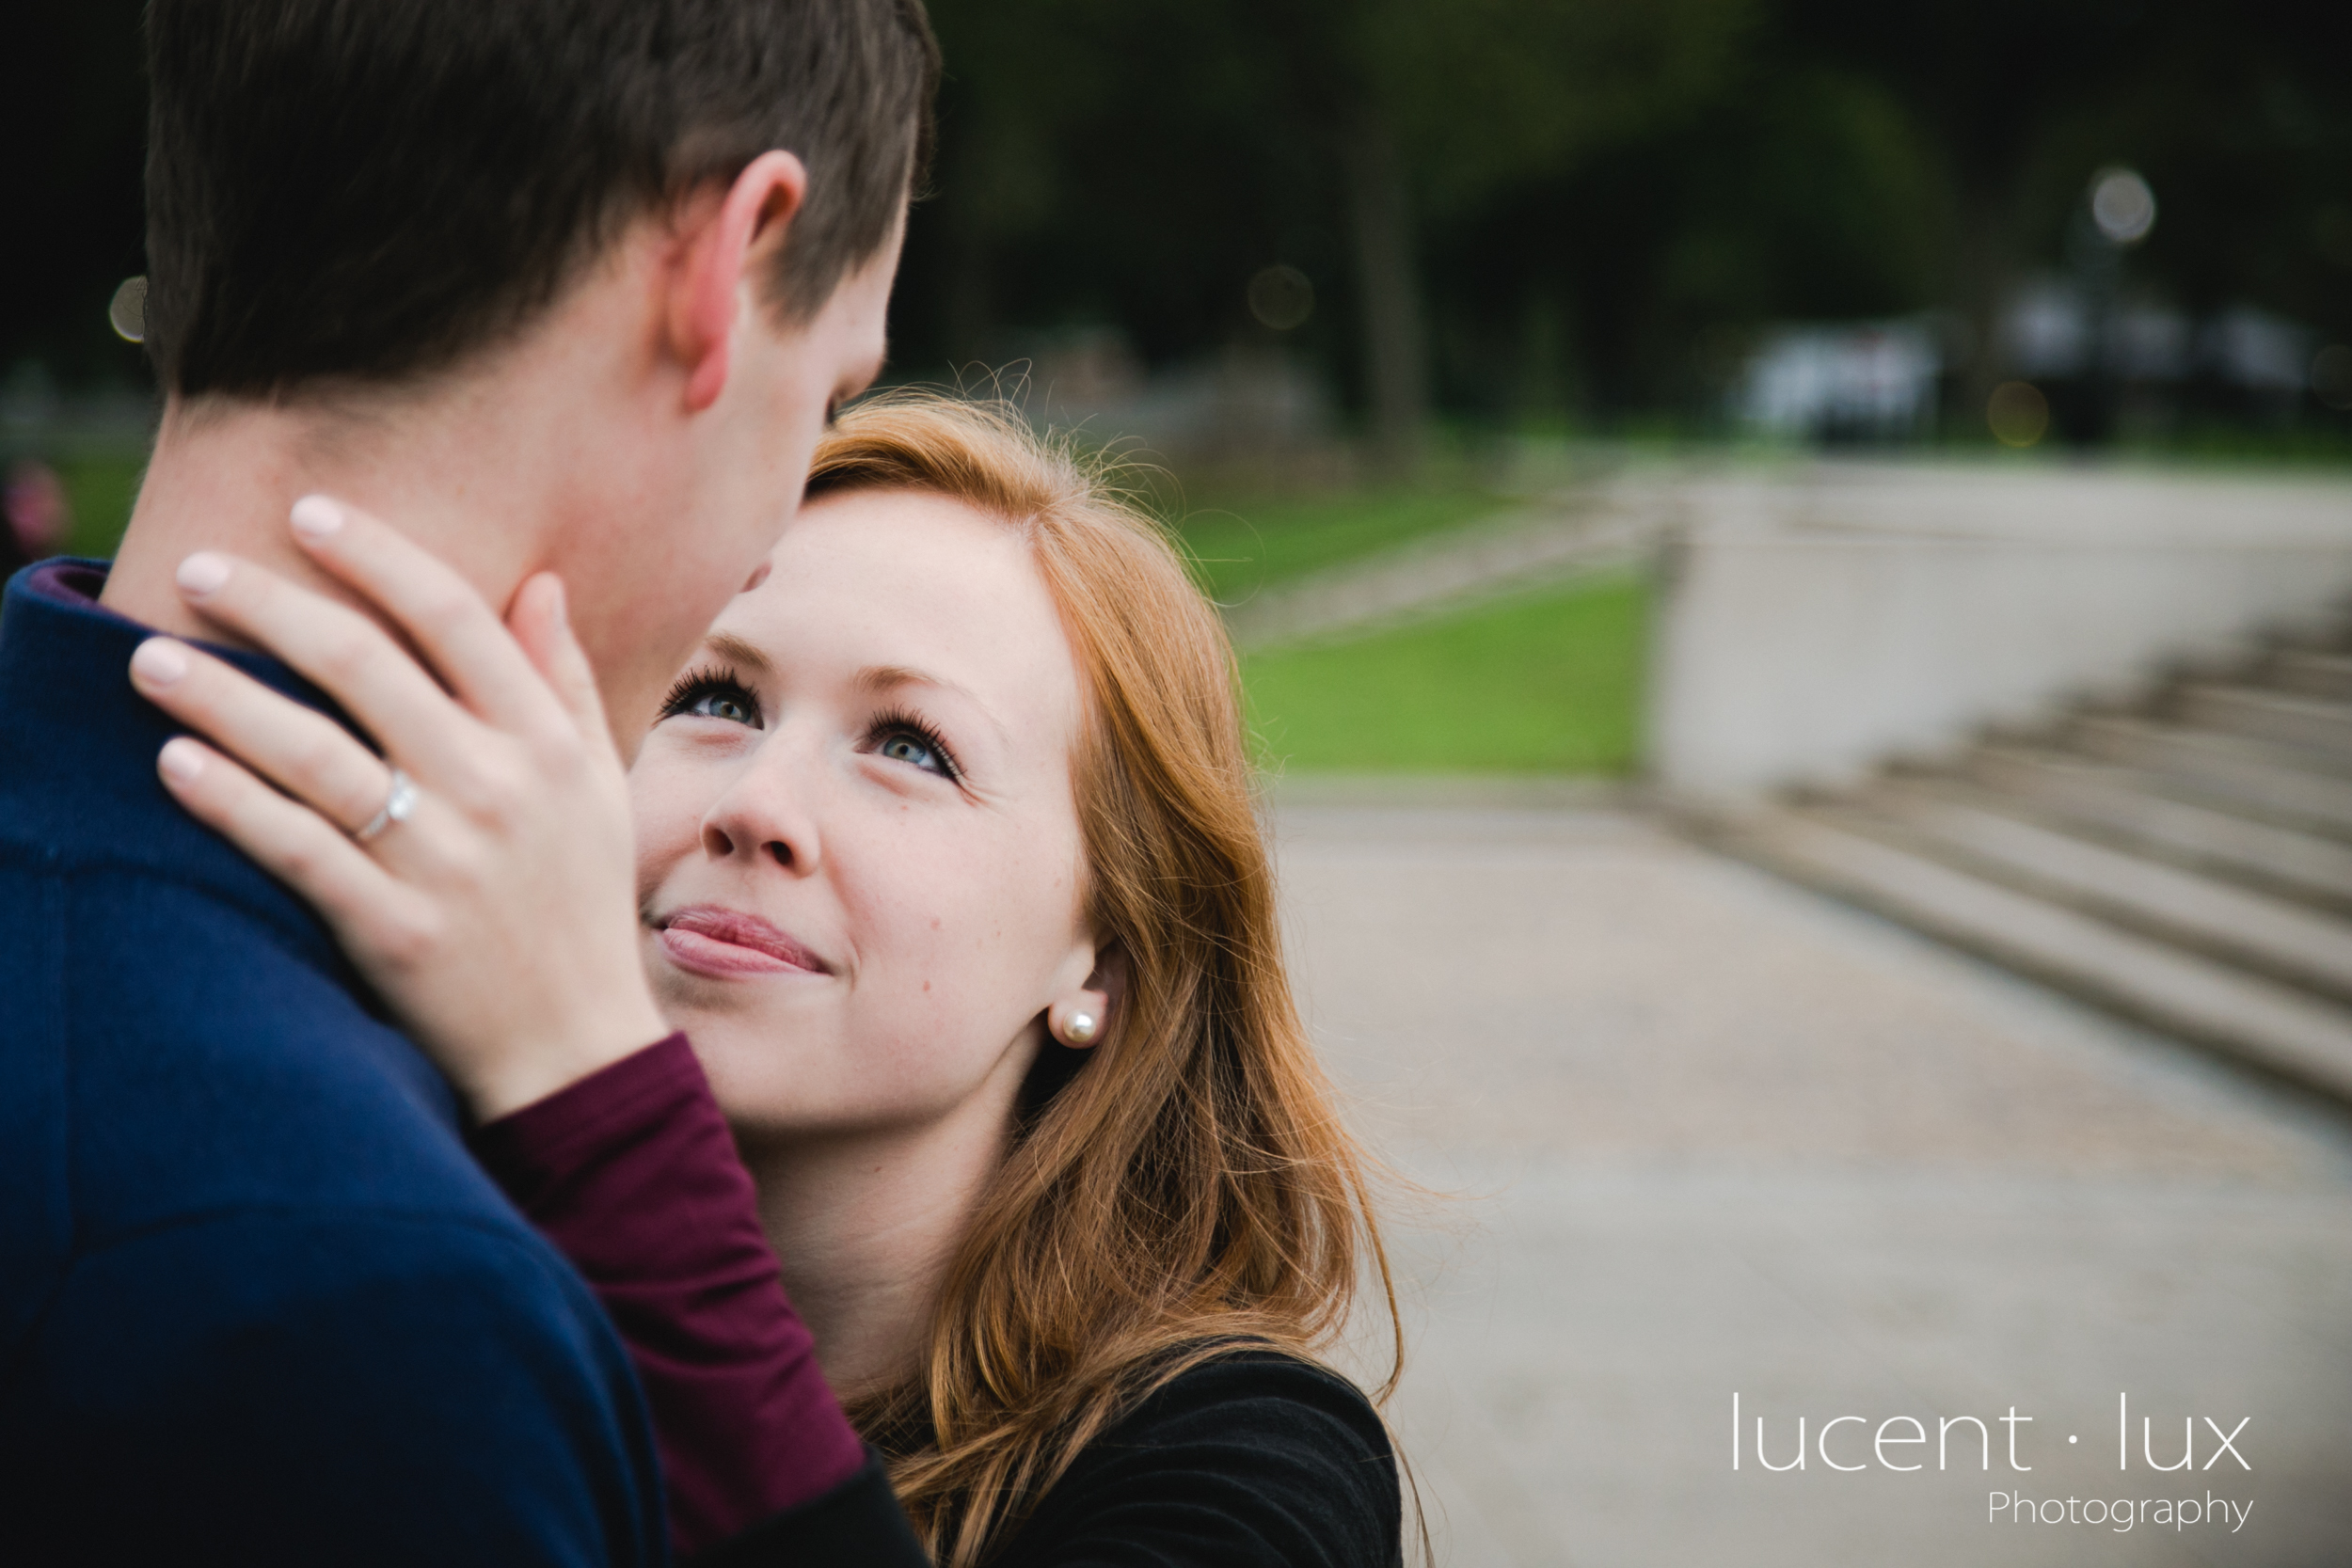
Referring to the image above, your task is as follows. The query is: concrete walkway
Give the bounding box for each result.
[1274,802,2352,1567]
[1221,476,1674,654]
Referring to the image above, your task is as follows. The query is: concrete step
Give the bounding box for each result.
[2173,684,2352,761]
[1847,781,2352,1006]
[2268,651,2352,703]
[1709,808,2352,1103]
[1961,746,2352,911]
[2067,717,2352,838]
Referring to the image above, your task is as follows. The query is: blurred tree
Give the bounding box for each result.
[1789,0,2352,434]
[913,0,1752,467]
[1310,0,1756,467]
[1431,53,1948,422]
[1775,0,2160,419]
[0,0,151,388]
[13,0,2346,448]
[2081,3,2352,362]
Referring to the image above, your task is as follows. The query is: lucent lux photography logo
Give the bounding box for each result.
[1730,1393,2254,1535]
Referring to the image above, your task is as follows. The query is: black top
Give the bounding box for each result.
[993,1352,1401,1568]
[702,1352,1397,1568]
[693,1448,929,1567]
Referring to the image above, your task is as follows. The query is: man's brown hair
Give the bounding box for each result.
[143,0,939,400]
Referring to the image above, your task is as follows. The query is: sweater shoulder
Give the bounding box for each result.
[998,1350,1401,1568]
[1108,1350,1392,1461]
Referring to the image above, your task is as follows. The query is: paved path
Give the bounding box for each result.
[1274,803,2352,1567]
[1221,476,1676,653]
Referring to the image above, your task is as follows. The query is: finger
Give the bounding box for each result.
[287,494,562,735]
[132,636,397,834]
[155,736,410,936]
[170,547,492,783]
[506,573,617,756]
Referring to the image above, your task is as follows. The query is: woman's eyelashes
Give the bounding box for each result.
[657,670,960,781]
[865,707,962,782]
[659,666,763,728]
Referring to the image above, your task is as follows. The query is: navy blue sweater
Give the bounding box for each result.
[0,562,667,1566]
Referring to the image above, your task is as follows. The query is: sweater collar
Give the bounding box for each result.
[0,559,359,974]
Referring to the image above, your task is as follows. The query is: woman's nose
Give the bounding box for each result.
[699,745,821,875]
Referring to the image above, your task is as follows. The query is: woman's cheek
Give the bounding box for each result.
[877,849,1019,1031]
[628,755,708,897]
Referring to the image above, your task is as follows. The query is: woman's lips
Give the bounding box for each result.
[656,905,829,980]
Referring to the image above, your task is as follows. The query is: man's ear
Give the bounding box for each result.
[674,150,808,413]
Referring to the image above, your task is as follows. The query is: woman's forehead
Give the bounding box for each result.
[718,488,1081,718]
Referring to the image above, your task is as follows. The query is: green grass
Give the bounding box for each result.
[1243,574,1648,774]
[1169,485,1505,605]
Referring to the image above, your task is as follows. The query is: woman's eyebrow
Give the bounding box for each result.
[856,663,969,701]
[705,631,772,674]
[856,665,1006,737]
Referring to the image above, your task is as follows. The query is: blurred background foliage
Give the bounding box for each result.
[894,0,2349,444]
[4,0,2346,771]
[8,0,2347,438]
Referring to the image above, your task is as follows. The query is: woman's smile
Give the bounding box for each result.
[655,904,833,979]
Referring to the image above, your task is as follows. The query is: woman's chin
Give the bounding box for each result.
[650,957,828,1022]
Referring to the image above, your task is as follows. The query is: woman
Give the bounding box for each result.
[129,394,1406,1566]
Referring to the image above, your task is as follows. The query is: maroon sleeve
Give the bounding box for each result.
[471,1033,867,1559]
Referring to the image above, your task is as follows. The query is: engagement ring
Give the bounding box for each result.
[354,768,420,844]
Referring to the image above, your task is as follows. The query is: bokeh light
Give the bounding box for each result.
[106,276,146,344]
[1246,264,1314,332]
[1986,380,2050,446]
[2088,166,2156,245]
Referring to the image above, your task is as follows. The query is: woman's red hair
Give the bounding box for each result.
[804,392,1403,1564]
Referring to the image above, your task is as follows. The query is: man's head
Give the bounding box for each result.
[145,0,936,401]
[137,0,939,738]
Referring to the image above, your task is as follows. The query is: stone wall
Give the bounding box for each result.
[1648,462,2352,800]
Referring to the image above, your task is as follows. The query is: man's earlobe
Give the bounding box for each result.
[678,150,808,413]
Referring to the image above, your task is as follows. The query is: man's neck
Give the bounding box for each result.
[103,388,553,650]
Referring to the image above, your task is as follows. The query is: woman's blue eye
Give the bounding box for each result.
[868,712,961,780]
[659,669,762,728]
[879,732,945,773]
[689,689,756,725]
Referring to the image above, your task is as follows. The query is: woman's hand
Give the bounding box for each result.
[128,494,670,1121]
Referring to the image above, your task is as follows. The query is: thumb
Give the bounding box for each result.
[507,573,616,754]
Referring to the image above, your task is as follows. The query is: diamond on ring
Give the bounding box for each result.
[354,768,420,844]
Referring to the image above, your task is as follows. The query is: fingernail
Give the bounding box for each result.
[290,494,344,541]
[158,737,207,784]
[176,551,231,596]
[130,638,191,686]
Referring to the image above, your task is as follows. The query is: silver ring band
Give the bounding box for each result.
[354,768,420,844]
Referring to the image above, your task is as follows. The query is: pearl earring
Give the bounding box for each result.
[1063,1009,1099,1045]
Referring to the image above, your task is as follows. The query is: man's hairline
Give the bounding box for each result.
[164,170,914,416]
